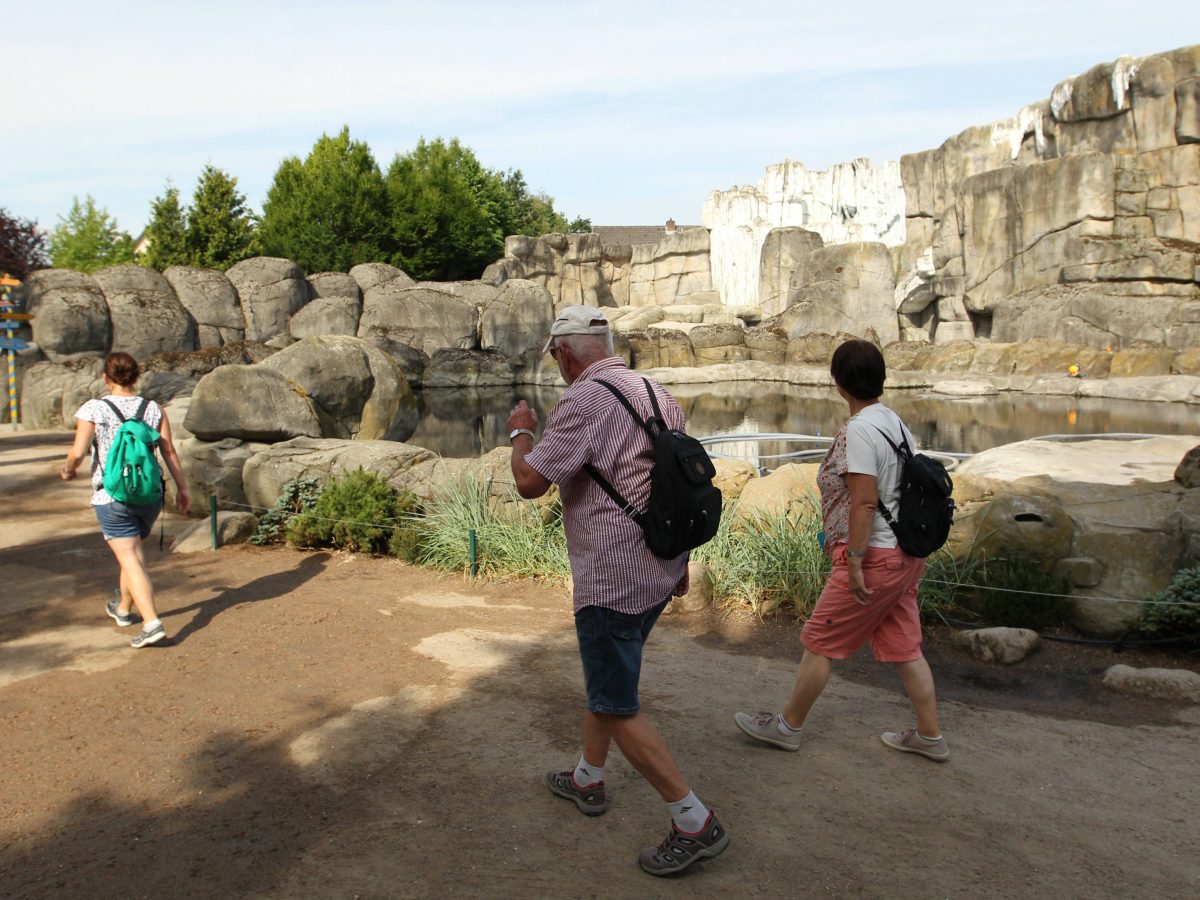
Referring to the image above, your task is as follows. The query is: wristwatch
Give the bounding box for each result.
[846,548,867,558]
[509,428,535,442]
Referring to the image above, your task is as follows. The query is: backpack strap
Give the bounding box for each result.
[95,398,128,475]
[870,422,912,529]
[101,397,128,423]
[583,378,660,521]
[132,397,150,424]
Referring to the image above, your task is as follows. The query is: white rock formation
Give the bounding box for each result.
[702,158,906,308]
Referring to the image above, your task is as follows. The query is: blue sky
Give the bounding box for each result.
[4,1,1196,238]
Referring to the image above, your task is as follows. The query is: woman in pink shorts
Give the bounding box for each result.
[734,340,949,762]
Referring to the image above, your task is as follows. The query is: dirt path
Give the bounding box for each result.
[1,430,1197,898]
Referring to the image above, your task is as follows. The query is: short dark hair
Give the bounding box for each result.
[830,339,885,400]
[104,351,140,388]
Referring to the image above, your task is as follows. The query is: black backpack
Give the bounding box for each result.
[584,378,722,560]
[871,420,956,558]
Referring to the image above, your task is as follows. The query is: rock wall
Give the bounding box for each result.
[899,45,1200,347]
[483,229,718,310]
[702,159,906,311]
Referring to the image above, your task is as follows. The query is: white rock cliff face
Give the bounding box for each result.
[702,158,906,308]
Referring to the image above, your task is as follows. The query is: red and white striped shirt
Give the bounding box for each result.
[526,356,688,614]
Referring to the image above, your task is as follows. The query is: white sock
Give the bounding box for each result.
[144,619,162,631]
[916,732,943,743]
[667,791,710,834]
[573,754,603,787]
[777,715,803,735]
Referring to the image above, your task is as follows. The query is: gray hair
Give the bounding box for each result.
[556,331,613,358]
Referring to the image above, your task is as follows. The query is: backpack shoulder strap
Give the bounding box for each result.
[593,379,654,439]
[101,398,127,423]
[132,397,150,424]
[868,422,908,528]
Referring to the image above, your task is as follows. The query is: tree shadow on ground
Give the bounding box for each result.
[169,553,330,645]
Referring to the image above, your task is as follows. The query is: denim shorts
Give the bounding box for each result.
[94,500,162,541]
[574,600,668,716]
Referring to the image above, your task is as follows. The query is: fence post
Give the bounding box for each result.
[210,495,218,550]
[469,529,478,578]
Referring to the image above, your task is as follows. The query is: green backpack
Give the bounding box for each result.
[99,398,164,506]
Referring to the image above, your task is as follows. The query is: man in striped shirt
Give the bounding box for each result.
[507,305,729,877]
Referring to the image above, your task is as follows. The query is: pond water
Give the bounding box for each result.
[406,381,1198,468]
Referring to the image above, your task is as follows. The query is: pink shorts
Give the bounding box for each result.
[801,544,926,663]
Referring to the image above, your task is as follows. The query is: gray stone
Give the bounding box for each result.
[952,627,1041,665]
[163,266,245,347]
[19,358,103,429]
[289,297,361,339]
[783,243,900,344]
[1053,556,1105,588]
[358,284,478,357]
[478,278,555,359]
[307,272,362,301]
[423,349,514,388]
[184,364,322,442]
[758,227,823,316]
[93,265,196,360]
[1103,665,1200,703]
[25,269,111,362]
[667,562,712,613]
[1176,445,1200,488]
[175,436,267,514]
[242,437,437,512]
[260,335,417,441]
[226,257,310,343]
[349,262,414,295]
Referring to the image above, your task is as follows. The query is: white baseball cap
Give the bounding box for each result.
[543,305,611,353]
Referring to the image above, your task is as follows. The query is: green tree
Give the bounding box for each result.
[385,137,503,281]
[567,216,592,233]
[140,183,190,270]
[0,208,49,278]
[185,165,257,270]
[259,126,390,273]
[48,195,135,273]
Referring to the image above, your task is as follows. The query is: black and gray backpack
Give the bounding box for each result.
[872,419,956,558]
[584,378,722,560]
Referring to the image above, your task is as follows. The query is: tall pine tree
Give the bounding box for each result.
[185,165,257,270]
[141,183,190,270]
[259,126,390,273]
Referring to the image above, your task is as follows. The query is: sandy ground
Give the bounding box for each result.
[1,429,1198,899]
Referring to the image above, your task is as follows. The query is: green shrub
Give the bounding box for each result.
[287,468,419,554]
[695,499,830,616]
[918,546,982,623]
[416,477,570,580]
[250,476,321,545]
[970,555,1071,630]
[1137,566,1200,642]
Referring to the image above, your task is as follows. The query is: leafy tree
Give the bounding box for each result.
[141,183,190,270]
[0,208,49,278]
[385,137,503,281]
[567,216,592,233]
[48,195,135,273]
[185,165,257,270]
[259,126,390,273]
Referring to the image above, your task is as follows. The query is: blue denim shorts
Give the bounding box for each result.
[574,600,668,716]
[94,500,162,541]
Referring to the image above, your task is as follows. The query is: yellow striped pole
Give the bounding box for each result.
[1,276,21,430]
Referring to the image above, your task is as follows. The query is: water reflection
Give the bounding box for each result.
[407,382,1196,464]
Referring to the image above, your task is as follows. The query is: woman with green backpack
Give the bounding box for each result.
[60,351,191,648]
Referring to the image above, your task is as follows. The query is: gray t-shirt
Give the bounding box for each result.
[844,403,916,548]
[75,395,163,506]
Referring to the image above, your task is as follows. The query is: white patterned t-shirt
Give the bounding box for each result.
[75,395,164,506]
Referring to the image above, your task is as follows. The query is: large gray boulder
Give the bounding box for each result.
[19,358,104,429]
[783,243,900,344]
[184,364,322,442]
[423,349,514,387]
[242,437,436,512]
[25,270,111,362]
[175,436,269,516]
[260,335,418,441]
[307,272,362,301]
[358,283,478,357]
[758,227,823,317]
[142,341,277,379]
[349,262,414,295]
[478,278,555,359]
[93,265,196,360]
[289,297,361,339]
[163,266,245,348]
[226,257,310,343]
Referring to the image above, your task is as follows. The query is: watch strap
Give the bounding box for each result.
[509,428,535,441]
